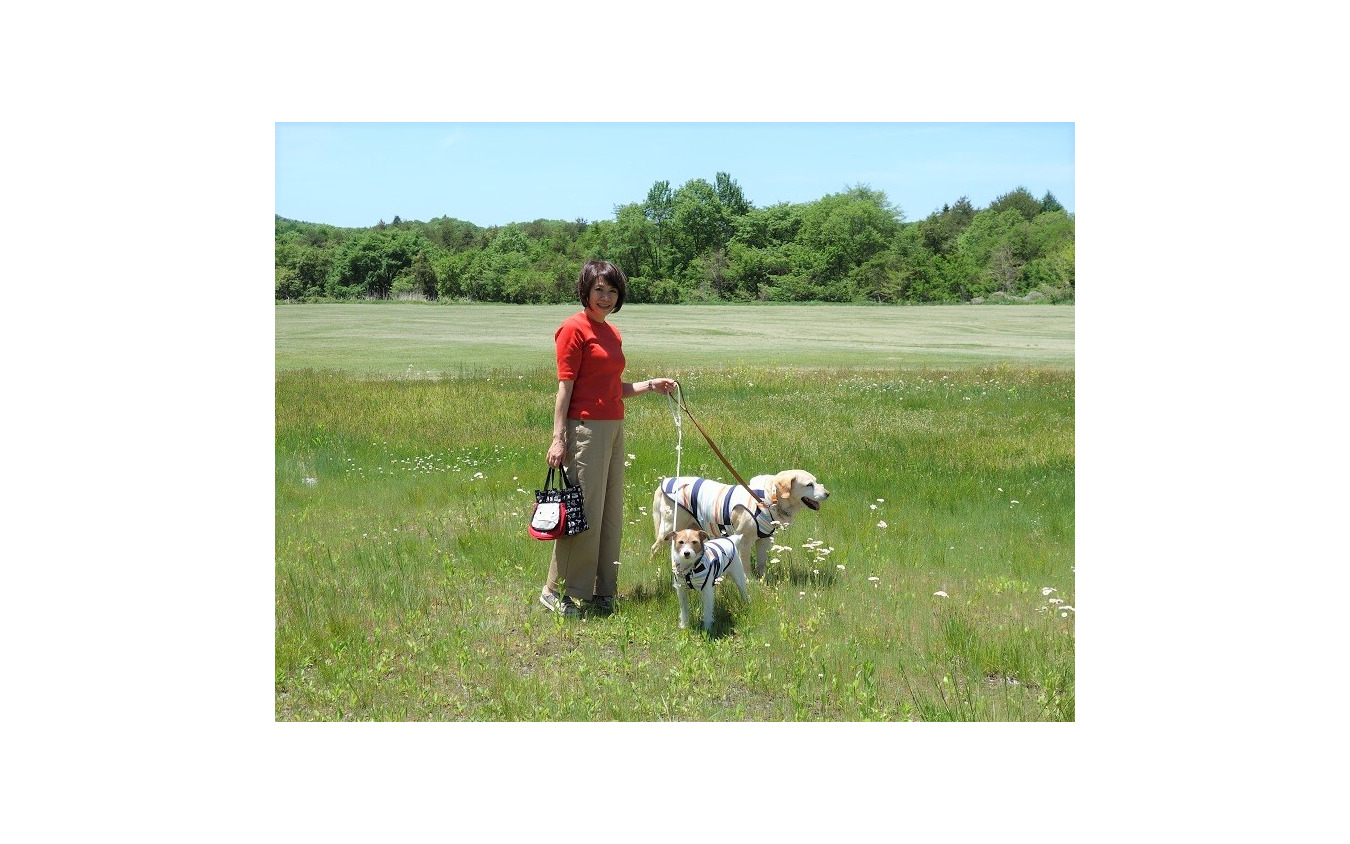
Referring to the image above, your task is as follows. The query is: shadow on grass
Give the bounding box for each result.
[622,577,746,641]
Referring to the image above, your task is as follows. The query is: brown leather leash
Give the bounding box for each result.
[669,379,771,511]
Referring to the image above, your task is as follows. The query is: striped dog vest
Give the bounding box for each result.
[679,536,739,591]
[660,476,777,540]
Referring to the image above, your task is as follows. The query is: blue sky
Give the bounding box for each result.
[275,123,1073,229]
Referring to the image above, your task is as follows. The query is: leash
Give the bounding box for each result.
[666,379,770,512]
[666,379,684,483]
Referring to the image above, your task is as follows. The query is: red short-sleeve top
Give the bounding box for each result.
[555,311,625,420]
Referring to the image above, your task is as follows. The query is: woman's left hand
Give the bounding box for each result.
[648,378,676,395]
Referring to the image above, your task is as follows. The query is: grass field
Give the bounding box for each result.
[275,302,1074,721]
[275,301,1075,374]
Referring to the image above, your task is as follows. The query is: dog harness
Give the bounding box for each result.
[678,536,739,591]
[660,476,778,540]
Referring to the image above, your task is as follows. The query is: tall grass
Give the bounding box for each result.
[276,358,1074,721]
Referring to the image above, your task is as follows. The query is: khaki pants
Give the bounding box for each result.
[546,418,625,601]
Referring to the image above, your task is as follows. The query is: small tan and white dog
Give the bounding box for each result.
[666,528,750,632]
[652,470,832,578]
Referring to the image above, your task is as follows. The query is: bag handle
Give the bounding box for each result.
[543,466,573,490]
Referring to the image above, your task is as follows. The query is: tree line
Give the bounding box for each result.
[275,175,1074,305]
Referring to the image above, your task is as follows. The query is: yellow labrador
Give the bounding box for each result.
[652,470,831,578]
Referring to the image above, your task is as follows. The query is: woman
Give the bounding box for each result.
[541,259,675,617]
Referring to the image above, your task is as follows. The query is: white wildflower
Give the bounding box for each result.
[1048,597,1064,605]
[1041,587,1057,596]
[934,591,948,598]
[836,564,846,571]
[877,520,888,529]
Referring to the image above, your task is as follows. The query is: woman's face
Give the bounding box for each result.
[586,280,619,320]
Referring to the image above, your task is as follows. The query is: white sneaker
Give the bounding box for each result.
[539,590,581,617]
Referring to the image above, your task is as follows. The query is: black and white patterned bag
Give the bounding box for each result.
[530,466,589,539]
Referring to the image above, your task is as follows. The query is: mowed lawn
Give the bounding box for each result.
[275,302,1075,721]
[275,301,1075,375]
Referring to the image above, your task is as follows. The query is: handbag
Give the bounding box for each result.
[530,466,589,540]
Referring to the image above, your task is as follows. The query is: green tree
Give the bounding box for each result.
[275,264,302,300]
[937,251,982,301]
[686,249,731,301]
[852,250,908,303]
[713,171,751,248]
[714,171,751,216]
[793,185,902,299]
[955,208,1025,298]
[428,217,485,252]
[327,228,430,299]
[644,180,673,278]
[611,203,655,279]
[917,196,976,256]
[434,251,472,299]
[988,186,1042,221]
[732,201,802,249]
[469,224,534,301]
[1019,210,1074,297]
[411,251,438,300]
[887,225,950,303]
[1023,209,1074,257]
[670,178,727,277]
[274,181,1071,306]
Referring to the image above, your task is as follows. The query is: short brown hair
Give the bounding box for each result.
[578,259,627,313]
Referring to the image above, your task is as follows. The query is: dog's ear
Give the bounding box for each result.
[662,530,677,542]
[698,530,709,542]
[776,476,793,502]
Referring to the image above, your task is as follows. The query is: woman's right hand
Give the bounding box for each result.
[547,439,566,469]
